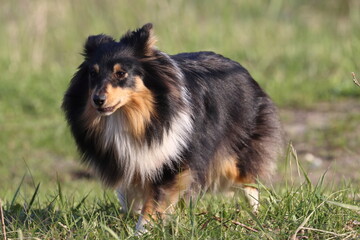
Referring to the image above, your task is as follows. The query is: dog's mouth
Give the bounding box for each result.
[97,101,121,115]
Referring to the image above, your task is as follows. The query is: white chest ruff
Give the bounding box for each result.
[101,110,193,186]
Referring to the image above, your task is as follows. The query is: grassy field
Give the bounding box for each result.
[1,0,360,239]
[2,149,360,239]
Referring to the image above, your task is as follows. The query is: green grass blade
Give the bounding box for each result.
[74,192,90,210]
[57,175,64,206]
[290,143,312,188]
[326,200,360,212]
[10,174,26,208]
[101,224,120,240]
[246,210,273,240]
[27,183,40,212]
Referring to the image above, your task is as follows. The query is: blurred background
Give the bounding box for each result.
[0,0,359,201]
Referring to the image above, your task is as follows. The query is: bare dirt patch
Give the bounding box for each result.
[280,100,360,185]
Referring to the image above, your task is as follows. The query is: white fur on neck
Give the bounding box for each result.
[101,106,193,186]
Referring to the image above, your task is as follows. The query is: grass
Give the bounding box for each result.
[1,146,359,239]
[1,0,360,239]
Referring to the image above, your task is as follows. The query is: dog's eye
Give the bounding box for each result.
[115,71,127,79]
[89,69,97,77]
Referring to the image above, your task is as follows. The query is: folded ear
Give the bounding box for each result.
[120,23,157,56]
[84,34,115,57]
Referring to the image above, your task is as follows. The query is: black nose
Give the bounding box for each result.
[93,94,106,107]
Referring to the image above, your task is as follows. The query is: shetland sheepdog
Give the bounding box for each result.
[62,23,283,233]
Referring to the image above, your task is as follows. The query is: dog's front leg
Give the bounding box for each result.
[134,187,159,235]
[116,187,142,214]
[134,170,193,235]
[116,189,129,213]
[134,188,177,235]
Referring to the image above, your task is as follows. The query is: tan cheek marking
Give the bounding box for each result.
[122,77,155,139]
[105,83,132,107]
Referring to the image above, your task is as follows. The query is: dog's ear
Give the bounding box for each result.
[84,34,115,57]
[120,23,157,57]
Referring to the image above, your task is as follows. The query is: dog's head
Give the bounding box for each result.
[83,23,156,116]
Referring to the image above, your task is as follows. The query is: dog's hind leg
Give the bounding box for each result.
[243,186,259,213]
[219,157,259,213]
